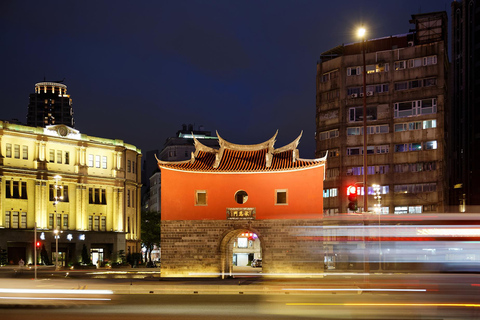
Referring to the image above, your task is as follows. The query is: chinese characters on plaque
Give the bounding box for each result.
[226,208,256,220]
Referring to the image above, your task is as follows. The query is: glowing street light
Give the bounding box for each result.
[358,26,368,212]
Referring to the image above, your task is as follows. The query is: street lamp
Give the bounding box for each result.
[53,175,63,270]
[358,26,368,212]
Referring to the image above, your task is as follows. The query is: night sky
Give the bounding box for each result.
[1,0,450,159]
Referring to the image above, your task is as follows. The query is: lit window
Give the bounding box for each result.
[88,154,94,167]
[57,150,62,164]
[14,145,20,159]
[95,155,100,168]
[6,143,12,158]
[50,149,55,162]
[102,156,107,169]
[22,146,28,160]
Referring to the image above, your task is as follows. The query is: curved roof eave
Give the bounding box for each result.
[216,130,278,151]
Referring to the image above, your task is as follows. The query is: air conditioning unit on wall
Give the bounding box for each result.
[366,91,374,96]
[350,93,358,98]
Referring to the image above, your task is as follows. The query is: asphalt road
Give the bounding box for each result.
[0,270,479,319]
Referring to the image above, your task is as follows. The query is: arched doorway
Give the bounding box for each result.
[219,228,263,278]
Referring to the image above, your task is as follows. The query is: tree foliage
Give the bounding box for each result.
[141,210,161,262]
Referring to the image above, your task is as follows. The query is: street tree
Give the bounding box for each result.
[141,210,160,263]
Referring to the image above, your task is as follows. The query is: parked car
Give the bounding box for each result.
[251,259,262,268]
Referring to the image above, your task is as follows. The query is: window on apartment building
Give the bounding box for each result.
[49,149,55,162]
[5,211,10,228]
[423,120,437,129]
[394,60,406,70]
[63,214,68,229]
[425,140,438,150]
[12,181,20,198]
[95,188,100,204]
[132,161,135,173]
[6,143,12,158]
[11,212,19,229]
[394,143,422,152]
[324,149,339,158]
[318,129,339,140]
[349,106,377,122]
[14,144,20,159]
[423,55,437,65]
[101,216,106,231]
[101,189,106,204]
[394,98,437,118]
[408,58,423,68]
[22,146,28,160]
[127,190,130,207]
[347,165,389,176]
[347,66,362,76]
[88,188,106,204]
[88,154,94,167]
[102,156,107,169]
[5,181,11,198]
[350,125,389,135]
[394,183,436,194]
[323,188,338,198]
[49,214,54,229]
[196,190,207,206]
[326,167,340,179]
[20,212,26,229]
[275,190,288,205]
[57,150,62,164]
[322,69,338,82]
[347,127,362,135]
[88,216,93,231]
[21,181,27,199]
[94,216,100,231]
[65,151,70,165]
[127,160,131,172]
[394,206,423,214]
[56,214,61,229]
[95,155,100,168]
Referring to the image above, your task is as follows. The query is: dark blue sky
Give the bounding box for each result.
[1,0,450,158]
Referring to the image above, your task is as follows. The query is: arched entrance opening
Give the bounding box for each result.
[219,228,263,278]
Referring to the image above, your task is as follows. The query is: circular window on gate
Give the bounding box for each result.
[235,190,248,204]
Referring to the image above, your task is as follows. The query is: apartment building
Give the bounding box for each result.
[316,12,448,215]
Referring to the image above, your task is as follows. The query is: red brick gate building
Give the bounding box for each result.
[157,131,327,277]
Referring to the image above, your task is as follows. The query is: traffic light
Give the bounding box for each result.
[36,241,41,249]
[347,185,358,211]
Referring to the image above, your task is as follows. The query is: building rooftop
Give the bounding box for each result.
[157,131,326,173]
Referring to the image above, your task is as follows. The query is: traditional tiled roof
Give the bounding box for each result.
[157,131,327,173]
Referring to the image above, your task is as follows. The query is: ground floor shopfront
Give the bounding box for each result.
[0,229,132,267]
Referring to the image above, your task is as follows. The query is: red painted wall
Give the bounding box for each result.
[161,166,324,220]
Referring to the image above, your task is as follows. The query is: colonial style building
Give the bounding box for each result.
[316,12,448,215]
[27,81,75,128]
[157,131,326,277]
[0,121,141,266]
